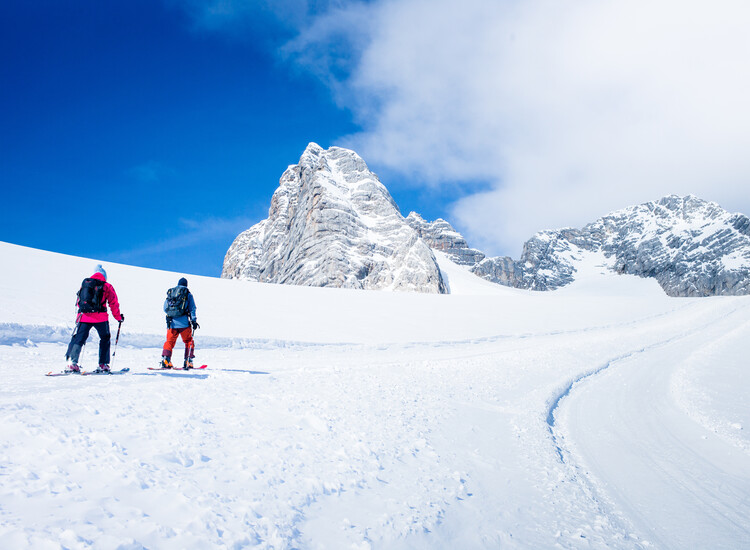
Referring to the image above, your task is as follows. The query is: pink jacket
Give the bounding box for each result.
[76,272,123,324]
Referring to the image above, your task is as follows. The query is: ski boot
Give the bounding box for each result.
[65,363,81,374]
[184,358,194,370]
[96,364,111,373]
[160,356,173,369]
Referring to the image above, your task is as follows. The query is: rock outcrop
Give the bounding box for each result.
[222,143,446,293]
[405,213,486,266]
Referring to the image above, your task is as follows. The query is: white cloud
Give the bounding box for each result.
[283,0,750,256]
[179,0,750,257]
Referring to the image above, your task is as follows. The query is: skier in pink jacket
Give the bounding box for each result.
[64,264,124,373]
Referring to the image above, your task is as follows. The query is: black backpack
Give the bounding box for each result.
[78,278,106,313]
[165,286,190,318]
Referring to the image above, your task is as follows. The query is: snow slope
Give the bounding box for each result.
[1,240,749,549]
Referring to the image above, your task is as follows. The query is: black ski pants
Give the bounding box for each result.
[65,321,111,365]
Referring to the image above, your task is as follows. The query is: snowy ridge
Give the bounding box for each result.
[471,195,750,296]
[409,194,750,296]
[0,323,363,351]
[223,143,446,293]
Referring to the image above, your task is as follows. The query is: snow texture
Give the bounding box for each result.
[1,240,749,549]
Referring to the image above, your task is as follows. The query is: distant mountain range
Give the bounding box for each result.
[223,144,750,296]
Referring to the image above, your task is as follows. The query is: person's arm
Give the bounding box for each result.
[105,283,123,321]
[189,294,198,328]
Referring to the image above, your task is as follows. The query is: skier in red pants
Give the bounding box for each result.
[161,277,199,369]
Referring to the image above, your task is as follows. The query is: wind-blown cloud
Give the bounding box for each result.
[180,0,750,256]
[108,216,255,263]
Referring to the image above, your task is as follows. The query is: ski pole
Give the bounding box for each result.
[189,321,197,360]
[112,319,122,362]
[66,321,80,363]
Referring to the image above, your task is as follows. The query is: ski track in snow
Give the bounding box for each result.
[547,300,748,457]
[552,300,750,550]
[1,242,750,549]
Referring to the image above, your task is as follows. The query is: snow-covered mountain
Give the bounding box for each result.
[470,195,750,296]
[224,144,749,297]
[408,195,750,296]
[222,143,446,293]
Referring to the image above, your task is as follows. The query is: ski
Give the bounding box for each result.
[45,370,81,377]
[175,364,207,371]
[80,367,130,376]
[148,364,207,371]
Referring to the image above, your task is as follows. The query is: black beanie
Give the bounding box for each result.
[178,277,188,287]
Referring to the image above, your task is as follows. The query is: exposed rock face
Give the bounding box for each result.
[222,143,446,293]
[405,213,486,266]
[223,141,749,297]
[471,230,583,291]
[469,195,750,296]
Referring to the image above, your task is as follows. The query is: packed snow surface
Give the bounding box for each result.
[1,241,749,549]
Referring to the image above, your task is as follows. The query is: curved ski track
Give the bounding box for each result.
[548,302,750,549]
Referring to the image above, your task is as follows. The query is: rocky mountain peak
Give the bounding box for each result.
[222,144,446,293]
[222,143,749,298]
[470,194,750,296]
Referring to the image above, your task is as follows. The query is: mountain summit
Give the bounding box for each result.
[224,145,750,297]
[222,143,446,293]
[411,194,750,296]
[469,195,750,296]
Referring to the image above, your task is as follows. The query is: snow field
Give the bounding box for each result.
[555,299,750,550]
[1,241,749,548]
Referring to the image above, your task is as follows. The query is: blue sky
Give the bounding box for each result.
[3,0,750,278]
[0,1,455,276]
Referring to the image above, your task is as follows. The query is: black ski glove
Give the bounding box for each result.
[119,314,125,323]
[192,321,200,330]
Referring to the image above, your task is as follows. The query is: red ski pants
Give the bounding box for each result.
[162,327,195,359]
